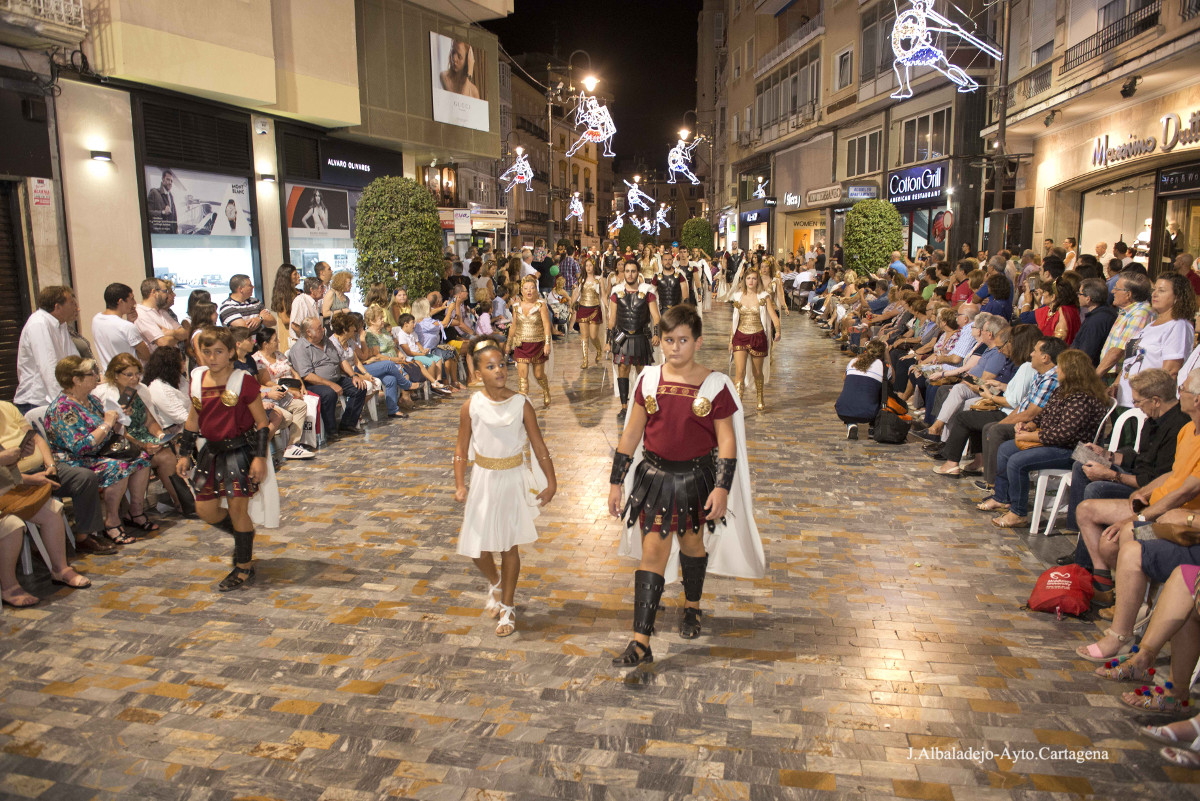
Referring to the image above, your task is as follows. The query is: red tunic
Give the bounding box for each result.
[575,305,601,323]
[197,372,260,440]
[634,378,736,460]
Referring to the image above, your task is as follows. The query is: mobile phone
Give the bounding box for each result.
[1131,498,1148,513]
[118,387,137,406]
[19,429,35,451]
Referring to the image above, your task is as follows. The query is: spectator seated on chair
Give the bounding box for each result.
[92,353,184,522]
[332,311,412,421]
[1089,563,1200,752]
[45,355,153,547]
[251,327,310,459]
[0,400,115,557]
[364,304,449,397]
[413,299,462,388]
[1072,278,1118,366]
[0,477,90,607]
[919,314,1015,439]
[391,312,453,393]
[1114,273,1197,409]
[834,339,889,440]
[1060,368,1188,550]
[978,350,1109,530]
[1073,369,1200,663]
[288,317,366,441]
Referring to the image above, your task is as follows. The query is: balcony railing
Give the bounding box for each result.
[756,11,824,77]
[1061,0,1161,73]
[515,116,548,140]
[993,64,1053,117]
[0,0,86,47]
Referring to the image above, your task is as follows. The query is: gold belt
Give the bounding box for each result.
[473,452,524,470]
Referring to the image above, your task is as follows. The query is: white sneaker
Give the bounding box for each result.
[846,424,859,440]
[284,445,315,460]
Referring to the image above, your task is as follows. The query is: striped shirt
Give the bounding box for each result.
[1099,301,1153,371]
[1016,367,1059,414]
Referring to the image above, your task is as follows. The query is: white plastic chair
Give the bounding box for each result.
[1029,397,1119,535]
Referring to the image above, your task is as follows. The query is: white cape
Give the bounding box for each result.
[616,365,765,582]
[727,290,775,387]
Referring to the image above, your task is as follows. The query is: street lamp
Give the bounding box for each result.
[582,75,599,93]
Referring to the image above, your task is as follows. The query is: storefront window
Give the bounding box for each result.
[285,183,364,310]
[1081,175,1156,263]
[911,208,930,257]
[144,165,257,319]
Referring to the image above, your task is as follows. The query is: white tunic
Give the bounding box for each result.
[457,392,545,557]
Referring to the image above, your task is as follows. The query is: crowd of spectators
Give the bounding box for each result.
[824,239,1200,766]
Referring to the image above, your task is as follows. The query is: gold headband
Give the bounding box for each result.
[473,340,496,353]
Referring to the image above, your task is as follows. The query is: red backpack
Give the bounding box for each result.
[1028,565,1094,617]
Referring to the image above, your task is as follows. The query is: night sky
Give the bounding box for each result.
[483,0,702,172]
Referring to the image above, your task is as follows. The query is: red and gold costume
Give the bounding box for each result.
[509,300,549,364]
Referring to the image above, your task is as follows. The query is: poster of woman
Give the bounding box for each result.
[286,185,351,240]
[430,32,490,132]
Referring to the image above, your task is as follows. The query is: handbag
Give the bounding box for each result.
[872,378,911,444]
[1150,523,1200,547]
[1015,427,1041,450]
[971,397,1001,412]
[0,482,52,521]
[97,430,143,462]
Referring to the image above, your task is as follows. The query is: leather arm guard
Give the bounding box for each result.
[177,429,198,459]
[610,451,634,485]
[252,427,271,459]
[714,457,737,492]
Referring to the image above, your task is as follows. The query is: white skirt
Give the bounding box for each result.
[456,464,540,557]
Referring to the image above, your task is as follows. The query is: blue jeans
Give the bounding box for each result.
[364,361,411,415]
[1066,461,1133,529]
[992,441,1074,517]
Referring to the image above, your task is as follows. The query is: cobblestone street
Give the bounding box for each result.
[1,305,1197,800]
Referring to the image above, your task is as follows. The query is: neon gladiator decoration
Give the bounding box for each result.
[667,135,703,185]
[751,177,768,199]
[624,178,656,212]
[499,149,534,192]
[567,91,617,158]
[565,191,584,223]
[890,0,1002,100]
[653,204,671,236]
[608,210,625,238]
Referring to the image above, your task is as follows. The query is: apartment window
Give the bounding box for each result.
[834,48,853,91]
[747,36,754,64]
[732,112,740,137]
[900,107,951,165]
[714,11,724,44]
[860,5,896,81]
[1031,40,1053,66]
[719,106,726,138]
[846,130,882,178]
[745,105,751,130]
[584,168,591,191]
[734,48,742,80]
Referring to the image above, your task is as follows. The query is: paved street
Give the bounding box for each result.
[1,305,1196,800]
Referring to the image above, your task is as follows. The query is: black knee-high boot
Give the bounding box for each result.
[617,377,630,407]
[218,528,256,592]
[613,569,663,667]
[679,553,708,639]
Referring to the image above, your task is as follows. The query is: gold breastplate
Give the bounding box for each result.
[641,262,657,280]
[513,303,546,344]
[578,280,602,306]
[737,300,764,334]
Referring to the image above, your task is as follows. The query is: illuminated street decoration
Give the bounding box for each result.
[751,177,768,199]
[890,0,1002,100]
[564,191,584,223]
[567,92,617,158]
[667,135,702,185]
[608,210,625,237]
[624,178,655,212]
[498,149,534,192]
[653,204,671,235]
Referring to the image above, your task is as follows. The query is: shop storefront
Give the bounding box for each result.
[437,207,509,256]
[278,130,405,310]
[830,184,879,252]
[1023,77,1200,277]
[134,97,260,319]
[740,207,770,253]
[773,135,833,260]
[886,160,952,260]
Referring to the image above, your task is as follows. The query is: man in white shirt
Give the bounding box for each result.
[289,277,322,341]
[14,286,81,413]
[134,278,187,355]
[519,247,538,279]
[92,282,149,373]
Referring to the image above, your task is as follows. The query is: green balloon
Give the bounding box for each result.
[550,264,560,277]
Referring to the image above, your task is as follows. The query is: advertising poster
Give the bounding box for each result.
[144,166,252,236]
[430,32,490,132]
[286,184,351,240]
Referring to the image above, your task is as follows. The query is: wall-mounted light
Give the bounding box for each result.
[946,187,955,196]
[1044,110,1060,127]
[1120,76,1141,99]
[90,150,112,162]
[258,173,276,183]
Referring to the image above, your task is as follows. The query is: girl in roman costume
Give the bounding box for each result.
[454,337,557,638]
[689,248,715,315]
[728,269,782,412]
[506,276,554,406]
[607,304,765,667]
[714,252,731,301]
[569,257,609,368]
[759,256,790,317]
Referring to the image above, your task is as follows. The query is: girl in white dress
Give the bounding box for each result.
[453,337,557,637]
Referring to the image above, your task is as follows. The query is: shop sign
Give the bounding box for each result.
[763,196,778,207]
[718,216,726,233]
[453,208,472,235]
[847,185,878,200]
[1160,165,1200,196]
[887,161,948,204]
[320,138,405,188]
[806,184,843,205]
[31,178,51,207]
[783,192,802,207]
[144,166,252,236]
[1091,110,1200,170]
[740,208,769,224]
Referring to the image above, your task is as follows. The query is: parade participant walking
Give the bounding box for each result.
[175,327,274,592]
[609,259,661,423]
[728,269,782,411]
[607,305,764,667]
[570,257,609,368]
[506,276,554,406]
[454,337,557,637]
[656,256,690,314]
